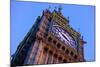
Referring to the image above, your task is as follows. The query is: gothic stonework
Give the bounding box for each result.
[11,8,86,66]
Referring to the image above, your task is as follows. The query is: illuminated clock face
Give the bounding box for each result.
[50,23,76,49]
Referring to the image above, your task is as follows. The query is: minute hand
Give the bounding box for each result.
[61,33,70,42]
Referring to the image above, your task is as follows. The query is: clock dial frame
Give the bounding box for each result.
[49,21,76,49]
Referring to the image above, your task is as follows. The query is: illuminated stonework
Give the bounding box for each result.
[11,8,86,66]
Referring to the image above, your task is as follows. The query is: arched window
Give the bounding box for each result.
[62,46,65,51]
[57,43,61,48]
[53,40,57,44]
[44,47,49,52]
[54,53,58,58]
[70,51,74,56]
[58,56,62,61]
[74,55,77,59]
[48,37,52,42]
[49,50,53,55]
[65,49,69,54]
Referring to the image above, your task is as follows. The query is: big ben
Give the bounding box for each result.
[11,7,86,66]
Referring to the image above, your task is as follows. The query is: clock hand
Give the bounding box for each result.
[61,33,70,41]
[55,27,70,42]
[53,27,75,47]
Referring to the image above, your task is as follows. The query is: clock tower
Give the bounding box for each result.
[11,7,86,66]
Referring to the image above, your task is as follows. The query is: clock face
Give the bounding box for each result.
[50,22,76,49]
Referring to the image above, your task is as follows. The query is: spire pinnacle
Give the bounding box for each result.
[58,5,62,13]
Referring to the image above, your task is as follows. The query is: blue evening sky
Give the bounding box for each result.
[11,0,95,61]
